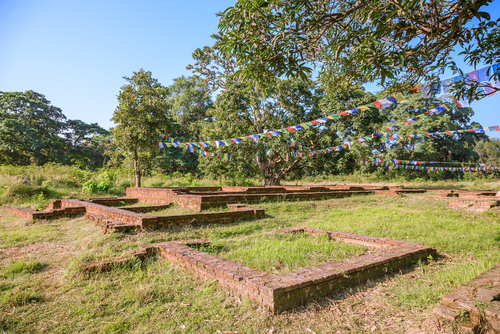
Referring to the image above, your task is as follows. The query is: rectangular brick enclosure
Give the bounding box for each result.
[141,227,436,313]
[7,185,495,232]
[6,198,264,233]
[125,185,425,211]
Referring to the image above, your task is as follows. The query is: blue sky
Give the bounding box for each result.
[1,0,500,138]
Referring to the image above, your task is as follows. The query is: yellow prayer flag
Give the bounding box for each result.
[395,93,408,104]
[357,106,370,111]
[299,123,310,129]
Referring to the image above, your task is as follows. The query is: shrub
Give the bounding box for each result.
[82,180,111,193]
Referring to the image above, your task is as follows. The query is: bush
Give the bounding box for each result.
[82,180,111,193]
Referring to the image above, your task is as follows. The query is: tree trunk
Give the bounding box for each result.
[261,174,282,186]
[133,148,141,188]
[267,175,282,186]
[256,153,301,187]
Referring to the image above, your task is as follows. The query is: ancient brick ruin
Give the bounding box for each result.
[125,185,425,211]
[6,197,263,233]
[109,226,436,313]
[6,185,499,233]
[434,264,500,332]
[5,184,500,320]
[424,189,500,209]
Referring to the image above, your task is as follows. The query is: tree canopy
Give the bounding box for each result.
[156,76,214,174]
[189,44,335,185]
[111,69,172,187]
[218,0,499,99]
[0,91,110,168]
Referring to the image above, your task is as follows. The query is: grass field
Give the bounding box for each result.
[1,192,500,333]
[193,232,369,275]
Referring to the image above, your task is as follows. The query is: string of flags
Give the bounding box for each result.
[155,93,409,149]
[290,104,452,158]
[343,105,450,146]
[159,135,233,159]
[419,63,500,106]
[291,124,497,159]
[187,145,232,159]
[160,102,451,160]
[355,160,498,172]
[362,157,486,166]
[155,64,500,161]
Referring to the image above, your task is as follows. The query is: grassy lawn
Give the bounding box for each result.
[147,204,228,216]
[194,233,369,275]
[1,192,500,333]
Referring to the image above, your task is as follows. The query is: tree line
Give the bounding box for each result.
[1,69,497,187]
[2,0,499,186]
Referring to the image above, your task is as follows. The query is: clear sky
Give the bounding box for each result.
[1,0,500,138]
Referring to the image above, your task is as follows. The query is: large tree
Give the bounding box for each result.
[218,0,499,100]
[189,44,343,185]
[112,69,172,187]
[0,91,67,165]
[475,137,500,167]
[0,91,109,167]
[383,95,486,163]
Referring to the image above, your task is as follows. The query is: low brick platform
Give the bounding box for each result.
[126,186,400,211]
[6,198,264,233]
[434,264,500,333]
[448,198,500,209]
[6,205,86,220]
[424,195,500,209]
[143,227,436,313]
[125,185,434,211]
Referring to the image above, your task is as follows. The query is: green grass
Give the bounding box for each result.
[147,203,228,216]
[2,258,47,276]
[1,192,500,333]
[194,232,368,275]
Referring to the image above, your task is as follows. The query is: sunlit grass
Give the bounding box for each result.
[194,232,368,274]
[1,193,500,333]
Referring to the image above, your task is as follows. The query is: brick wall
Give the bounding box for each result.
[434,264,500,332]
[7,206,86,220]
[60,199,156,228]
[151,227,436,313]
[125,187,180,205]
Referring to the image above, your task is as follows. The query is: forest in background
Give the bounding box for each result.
[2,0,500,199]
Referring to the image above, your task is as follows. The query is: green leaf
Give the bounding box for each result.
[476,11,490,21]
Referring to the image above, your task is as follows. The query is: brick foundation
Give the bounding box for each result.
[126,186,380,211]
[6,205,86,220]
[434,264,500,333]
[143,227,436,313]
[7,198,264,233]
